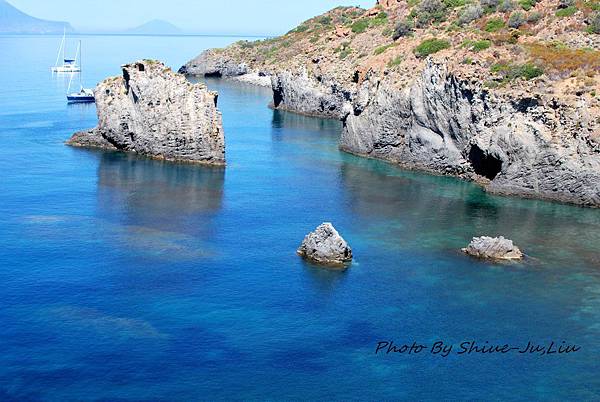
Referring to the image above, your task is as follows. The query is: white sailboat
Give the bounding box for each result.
[66,41,94,103]
[51,28,81,73]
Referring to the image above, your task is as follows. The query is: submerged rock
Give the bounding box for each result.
[462,236,524,261]
[67,60,225,165]
[297,223,353,266]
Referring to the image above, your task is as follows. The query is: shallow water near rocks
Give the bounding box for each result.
[1,34,600,400]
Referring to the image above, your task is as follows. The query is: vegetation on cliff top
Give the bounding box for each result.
[218,0,598,100]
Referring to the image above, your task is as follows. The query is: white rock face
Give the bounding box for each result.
[462,236,524,260]
[297,223,353,266]
[179,50,248,77]
[342,59,600,207]
[68,60,225,165]
[230,73,272,87]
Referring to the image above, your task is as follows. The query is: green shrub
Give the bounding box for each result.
[414,38,451,58]
[443,0,467,8]
[491,62,544,80]
[387,55,404,67]
[485,17,506,31]
[519,63,544,79]
[374,43,395,55]
[393,20,414,39]
[318,16,333,25]
[508,11,525,27]
[238,40,256,49]
[371,11,389,26]
[588,0,600,11]
[586,11,600,33]
[443,0,466,7]
[464,39,492,51]
[498,0,516,11]
[527,11,542,23]
[339,48,352,59]
[293,25,309,33]
[555,5,577,16]
[481,0,501,12]
[351,19,370,33]
[336,42,353,59]
[415,0,447,27]
[518,0,537,10]
[459,5,484,25]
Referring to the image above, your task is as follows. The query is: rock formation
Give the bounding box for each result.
[181,3,600,207]
[462,236,524,260]
[297,223,353,266]
[342,60,600,206]
[178,50,248,77]
[67,60,225,165]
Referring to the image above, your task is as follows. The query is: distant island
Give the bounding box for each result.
[124,19,183,35]
[0,0,73,34]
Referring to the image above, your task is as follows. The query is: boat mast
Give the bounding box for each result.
[67,68,75,93]
[54,27,65,67]
[79,40,83,89]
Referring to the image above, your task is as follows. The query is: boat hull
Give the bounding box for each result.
[67,95,95,103]
[52,67,81,73]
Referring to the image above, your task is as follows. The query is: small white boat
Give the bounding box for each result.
[66,41,94,104]
[51,28,81,73]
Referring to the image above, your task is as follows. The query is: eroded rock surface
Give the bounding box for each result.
[462,236,524,260]
[297,223,353,266]
[180,3,600,206]
[179,49,248,78]
[342,60,600,206]
[68,60,225,165]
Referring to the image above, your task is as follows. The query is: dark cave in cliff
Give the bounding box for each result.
[272,86,283,108]
[468,144,502,180]
[204,71,222,78]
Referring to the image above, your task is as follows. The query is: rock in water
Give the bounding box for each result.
[462,236,524,260]
[297,223,353,266]
[67,60,225,165]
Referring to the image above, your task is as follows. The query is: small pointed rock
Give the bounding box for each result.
[297,223,353,266]
[462,236,523,261]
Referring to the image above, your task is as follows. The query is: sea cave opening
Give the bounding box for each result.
[468,144,502,180]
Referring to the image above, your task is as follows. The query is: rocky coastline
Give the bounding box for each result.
[68,60,225,166]
[180,0,600,207]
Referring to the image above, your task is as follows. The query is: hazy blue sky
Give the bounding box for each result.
[9,0,376,35]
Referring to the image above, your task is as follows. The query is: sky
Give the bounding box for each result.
[8,0,376,35]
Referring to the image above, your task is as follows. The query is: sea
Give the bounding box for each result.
[0,34,599,400]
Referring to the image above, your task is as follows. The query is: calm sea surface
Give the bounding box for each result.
[1,34,600,400]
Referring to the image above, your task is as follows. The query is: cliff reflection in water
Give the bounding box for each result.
[338,156,600,268]
[96,152,225,235]
[271,109,342,135]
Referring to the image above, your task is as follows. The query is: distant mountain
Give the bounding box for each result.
[125,20,182,35]
[0,0,73,34]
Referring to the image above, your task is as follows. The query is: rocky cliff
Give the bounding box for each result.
[68,60,225,165]
[181,1,600,206]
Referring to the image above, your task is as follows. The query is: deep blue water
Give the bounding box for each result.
[1,34,600,400]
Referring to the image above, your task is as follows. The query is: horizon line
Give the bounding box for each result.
[0,32,273,38]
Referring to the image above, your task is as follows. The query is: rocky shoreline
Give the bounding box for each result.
[179,0,600,207]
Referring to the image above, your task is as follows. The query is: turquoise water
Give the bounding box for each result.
[1,34,600,400]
